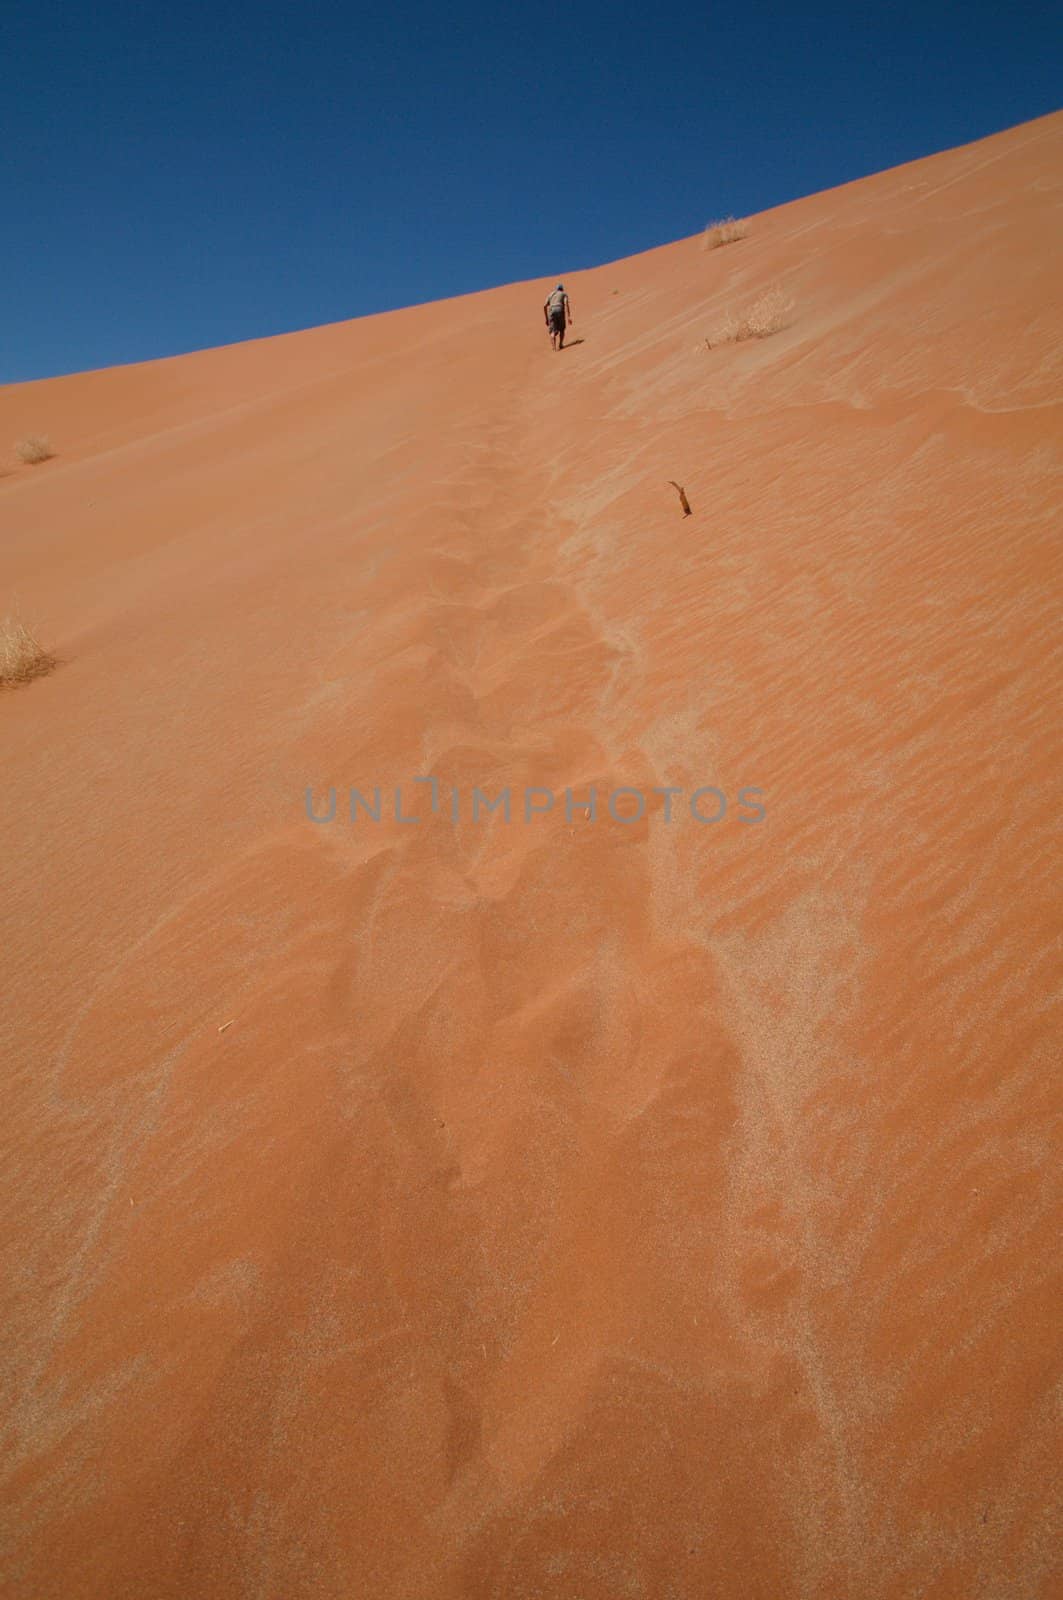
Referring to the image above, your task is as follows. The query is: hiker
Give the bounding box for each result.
[544,283,573,350]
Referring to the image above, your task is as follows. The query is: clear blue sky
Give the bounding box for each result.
[3,0,1059,382]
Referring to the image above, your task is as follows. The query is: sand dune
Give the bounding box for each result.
[2,112,1061,1598]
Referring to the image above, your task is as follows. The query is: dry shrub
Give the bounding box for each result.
[705,287,794,347]
[15,435,54,465]
[743,287,793,337]
[702,217,749,250]
[0,615,56,687]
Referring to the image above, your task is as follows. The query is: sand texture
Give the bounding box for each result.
[2,112,1061,1598]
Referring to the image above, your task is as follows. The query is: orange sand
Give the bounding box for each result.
[1,113,1061,1599]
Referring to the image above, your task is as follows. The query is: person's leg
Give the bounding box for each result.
[558,315,566,349]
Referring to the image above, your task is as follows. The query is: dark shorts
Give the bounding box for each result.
[549,308,566,335]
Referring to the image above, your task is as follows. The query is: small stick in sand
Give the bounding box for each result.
[667,481,692,516]
[218,1019,234,1034]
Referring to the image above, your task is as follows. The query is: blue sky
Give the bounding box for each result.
[3,0,1059,381]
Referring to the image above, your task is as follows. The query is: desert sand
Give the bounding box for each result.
[1,112,1061,1598]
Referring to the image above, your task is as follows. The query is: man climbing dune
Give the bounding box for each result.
[544,282,573,350]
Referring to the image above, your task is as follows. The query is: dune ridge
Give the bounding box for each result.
[1,112,1061,1598]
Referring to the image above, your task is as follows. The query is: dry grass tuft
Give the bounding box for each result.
[15,435,55,465]
[0,614,56,687]
[705,287,794,347]
[702,217,749,250]
[742,287,794,338]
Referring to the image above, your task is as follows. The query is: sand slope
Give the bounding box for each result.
[1,113,1061,1599]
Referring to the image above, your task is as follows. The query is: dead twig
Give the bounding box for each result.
[667,481,692,517]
